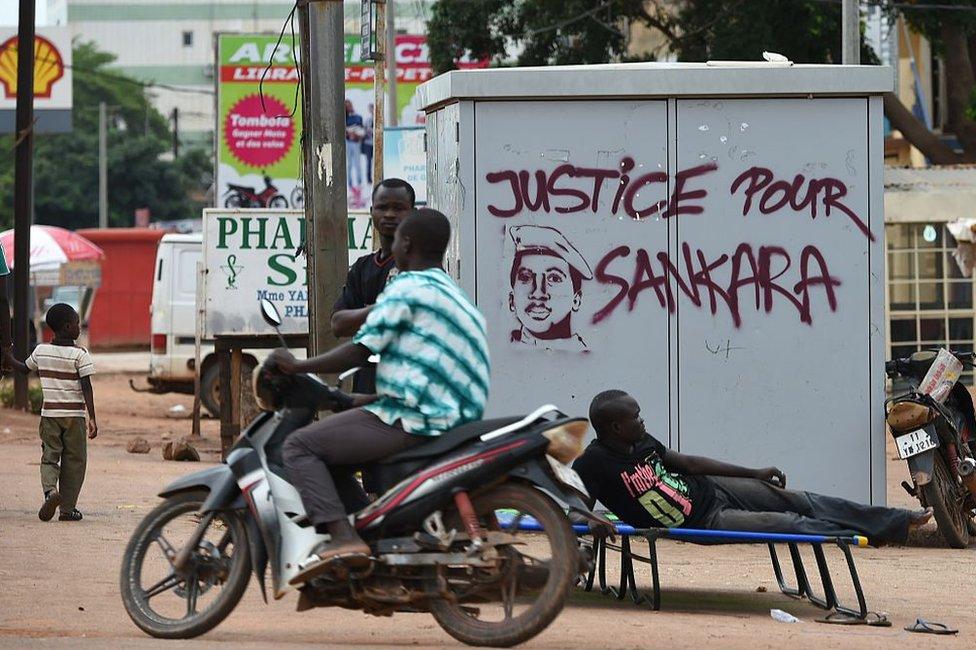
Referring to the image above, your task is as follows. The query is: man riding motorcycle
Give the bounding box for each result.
[270,208,490,584]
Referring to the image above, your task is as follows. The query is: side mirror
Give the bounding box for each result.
[260,299,283,328]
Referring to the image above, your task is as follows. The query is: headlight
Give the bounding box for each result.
[542,420,589,464]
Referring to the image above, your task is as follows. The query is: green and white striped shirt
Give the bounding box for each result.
[353,268,489,436]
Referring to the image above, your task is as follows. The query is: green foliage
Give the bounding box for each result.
[897,0,976,53]
[428,0,652,74]
[670,0,877,64]
[0,41,211,231]
[428,0,883,75]
[0,378,43,415]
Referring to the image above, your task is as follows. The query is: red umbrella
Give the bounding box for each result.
[0,225,104,272]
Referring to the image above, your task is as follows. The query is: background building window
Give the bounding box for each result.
[886,223,975,384]
[182,31,194,47]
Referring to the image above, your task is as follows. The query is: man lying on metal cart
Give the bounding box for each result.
[574,390,932,544]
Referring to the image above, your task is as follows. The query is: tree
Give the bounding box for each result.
[667,0,974,163]
[897,1,976,159]
[428,0,652,73]
[427,0,976,163]
[0,42,211,231]
[670,0,878,64]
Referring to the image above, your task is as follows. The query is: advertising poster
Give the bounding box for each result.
[382,127,426,204]
[203,208,373,337]
[216,33,484,211]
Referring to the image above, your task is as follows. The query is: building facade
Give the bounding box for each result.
[885,167,976,385]
[51,0,432,150]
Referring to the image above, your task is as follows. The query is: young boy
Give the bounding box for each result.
[7,303,98,522]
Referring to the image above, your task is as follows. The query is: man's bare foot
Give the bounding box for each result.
[909,507,934,531]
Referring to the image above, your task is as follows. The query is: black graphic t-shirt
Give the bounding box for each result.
[332,250,397,393]
[573,434,715,529]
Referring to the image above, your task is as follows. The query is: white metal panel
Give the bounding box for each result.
[673,98,875,501]
[420,64,893,110]
[868,95,887,505]
[473,100,671,434]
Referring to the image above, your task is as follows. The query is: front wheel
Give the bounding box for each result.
[120,490,252,638]
[920,454,971,548]
[429,482,579,647]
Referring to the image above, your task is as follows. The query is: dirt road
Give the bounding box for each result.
[0,373,972,648]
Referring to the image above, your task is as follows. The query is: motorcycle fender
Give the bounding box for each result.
[158,465,247,510]
[226,447,283,592]
[510,460,600,523]
[908,448,936,487]
[244,515,269,603]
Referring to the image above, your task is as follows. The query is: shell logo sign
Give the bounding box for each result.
[0,35,66,99]
[0,27,72,133]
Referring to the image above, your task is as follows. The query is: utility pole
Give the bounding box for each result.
[171,107,180,159]
[842,0,860,64]
[12,0,36,409]
[297,0,348,359]
[386,0,397,127]
[99,101,108,228]
[373,0,385,184]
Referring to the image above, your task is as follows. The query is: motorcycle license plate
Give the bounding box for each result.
[895,429,938,459]
[546,456,589,498]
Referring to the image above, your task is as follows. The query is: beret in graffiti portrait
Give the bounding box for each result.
[507,225,593,353]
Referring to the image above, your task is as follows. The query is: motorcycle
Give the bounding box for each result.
[885,348,976,548]
[290,185,304,209]
[223,175,288,208]
[120,299,602,647]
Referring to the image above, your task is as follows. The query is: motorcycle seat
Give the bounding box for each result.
[227,184,253,191]
[380,416,523,465]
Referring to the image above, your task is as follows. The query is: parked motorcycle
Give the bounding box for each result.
[290,185,304,209]
[885,348,976,548]
[223,175,288,208]
[120,300,601,647]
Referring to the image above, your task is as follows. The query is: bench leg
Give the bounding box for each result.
[609,536,632,600]
[583,536,600,593]
[598,534,610,595]
[648,536,661,611]
[797,544,836,609]
[831,542,868,619]
[768,543,804,598]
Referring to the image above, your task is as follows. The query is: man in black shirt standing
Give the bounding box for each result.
[574,390,932,544]
[331,178,416,395]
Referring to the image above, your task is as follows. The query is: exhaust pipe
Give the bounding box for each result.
[959,457,976,500]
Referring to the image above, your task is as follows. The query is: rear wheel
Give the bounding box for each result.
[429,482,579,647]
[200,359,258,422]
[120,490,251,638]
[921,454,971,548]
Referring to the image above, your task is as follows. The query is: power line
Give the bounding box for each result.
[526,2,616,37]
[0,42,215,96]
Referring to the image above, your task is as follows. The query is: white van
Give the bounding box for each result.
[147,234,252,416]
[148,216,371,416]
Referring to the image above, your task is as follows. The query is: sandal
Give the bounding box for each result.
[58,508,83,522]
[38,490,61,522]
[865,612,892,627]
[816,612,864,625]
[905,619,958,635]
